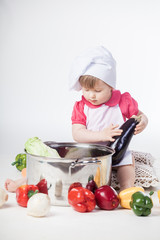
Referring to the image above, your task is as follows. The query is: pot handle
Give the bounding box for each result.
[70,158,101,168]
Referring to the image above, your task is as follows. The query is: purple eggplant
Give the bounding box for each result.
[109,116,141,165]
[86,175,98,193]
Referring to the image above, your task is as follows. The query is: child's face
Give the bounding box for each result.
[81,79,112,105]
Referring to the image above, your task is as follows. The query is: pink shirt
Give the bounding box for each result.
[71,90,139,129]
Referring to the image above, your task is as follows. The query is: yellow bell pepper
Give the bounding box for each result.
[118,186,144,209]
[157,190,160,203]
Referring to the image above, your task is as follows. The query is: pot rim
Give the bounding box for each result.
[25,141,115,163]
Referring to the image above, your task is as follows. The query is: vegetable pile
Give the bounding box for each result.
[13,178,51,217]
[2,136,160,218]
[1,178,160,218]
[68,176,120,213]
[16,178,49,208]
[6,137,61,217]
[67,176,158,217]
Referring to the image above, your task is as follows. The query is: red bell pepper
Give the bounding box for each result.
[36,179,48,194]
[68,186,96,213]
[16,185,39,207]
[95,185,119,210]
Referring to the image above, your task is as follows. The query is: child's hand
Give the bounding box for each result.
[134,113,148,135]
[101,124,123,142]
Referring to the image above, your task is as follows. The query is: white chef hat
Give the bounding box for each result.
[68,46,116,91]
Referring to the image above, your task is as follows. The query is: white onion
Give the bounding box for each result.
[27,193,51,217]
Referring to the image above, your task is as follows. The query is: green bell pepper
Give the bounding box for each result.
[130,191,153,216]
[12,153,26,171]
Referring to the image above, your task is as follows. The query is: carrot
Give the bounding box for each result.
[21,168,26,177]
[94,167,100,188]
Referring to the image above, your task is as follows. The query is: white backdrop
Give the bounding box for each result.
[0,0,160,158]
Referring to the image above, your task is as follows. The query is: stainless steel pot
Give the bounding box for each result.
[26,142,114,206]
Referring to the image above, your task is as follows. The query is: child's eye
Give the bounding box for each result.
[95,90,101,92]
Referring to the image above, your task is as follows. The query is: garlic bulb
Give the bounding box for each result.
[0,188,8,207]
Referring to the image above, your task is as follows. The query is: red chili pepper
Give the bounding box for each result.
[68,186,96,213]
[36,179,48,194]
[16,185,39,207]
[95,185,119,210]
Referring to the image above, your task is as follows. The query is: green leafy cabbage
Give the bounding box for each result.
[25,137,60,158]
